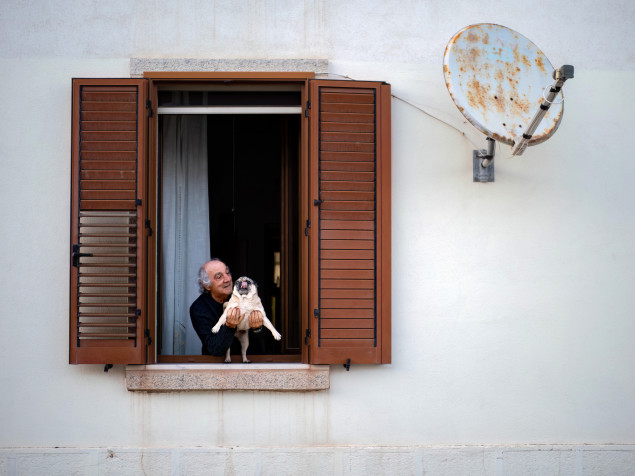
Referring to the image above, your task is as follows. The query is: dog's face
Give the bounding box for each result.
[233,276,257,298]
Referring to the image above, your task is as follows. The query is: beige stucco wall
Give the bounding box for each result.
[0,1,634,473]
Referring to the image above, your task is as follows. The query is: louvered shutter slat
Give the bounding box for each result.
[81,161,137,170]
[70,79,147,365]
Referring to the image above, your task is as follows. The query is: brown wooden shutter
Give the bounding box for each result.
[308,80,391,365]
[70,79,148,364]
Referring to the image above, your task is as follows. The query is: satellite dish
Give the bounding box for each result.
[443,23,573,179]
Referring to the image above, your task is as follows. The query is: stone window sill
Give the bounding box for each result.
[125,364,330,392]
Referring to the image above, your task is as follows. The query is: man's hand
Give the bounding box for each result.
[224,308,263,329]
[224,307,243,328]
[248,310,263,329]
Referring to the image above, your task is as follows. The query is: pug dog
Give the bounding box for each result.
[211,276,282,363]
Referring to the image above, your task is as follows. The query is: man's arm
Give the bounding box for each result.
[190,305,236,356]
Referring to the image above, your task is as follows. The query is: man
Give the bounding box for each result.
[189,259,263,356]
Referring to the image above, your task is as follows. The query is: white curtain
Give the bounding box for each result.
[161,115,210,355]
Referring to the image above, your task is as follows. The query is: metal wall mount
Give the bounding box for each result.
[473,137,495,182]
[473,150,495,182]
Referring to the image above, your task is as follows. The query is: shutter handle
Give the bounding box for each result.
[314,199,323,206]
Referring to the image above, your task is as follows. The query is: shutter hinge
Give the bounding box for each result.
[72,244,93,267]
[104,364,113,372]
[304,328,311,345]
[313,199,323,206]
[144,329,153,345]
[135,309,141,319]
[304,219,311,236]
[136,198,143,206]
[343,358,351,371]
[314,308,320,318]
[146,99,153,117]
[145,219,153,236]
[304,100,311,118]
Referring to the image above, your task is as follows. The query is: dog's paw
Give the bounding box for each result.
[242,358,251,363]
[211,324,221,334]
[272,331,282,341]
[224,356,231,363]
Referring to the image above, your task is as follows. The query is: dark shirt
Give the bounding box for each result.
[189,292,236,355]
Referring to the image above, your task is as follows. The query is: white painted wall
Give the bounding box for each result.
[0,0,633,470]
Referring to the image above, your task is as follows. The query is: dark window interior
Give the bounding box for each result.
[207,114,300,356]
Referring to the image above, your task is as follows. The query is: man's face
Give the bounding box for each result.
[204,260,233,302]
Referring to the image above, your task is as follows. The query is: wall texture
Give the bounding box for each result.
[0,0,634,474]
[1,446,634,475]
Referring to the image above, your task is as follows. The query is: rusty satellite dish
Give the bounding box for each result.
[443,23,573,180]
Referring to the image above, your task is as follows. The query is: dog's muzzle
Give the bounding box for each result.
[237,279,251,295]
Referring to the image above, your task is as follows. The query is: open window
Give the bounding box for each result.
[154,84,302,361]
[70,73,390,367]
